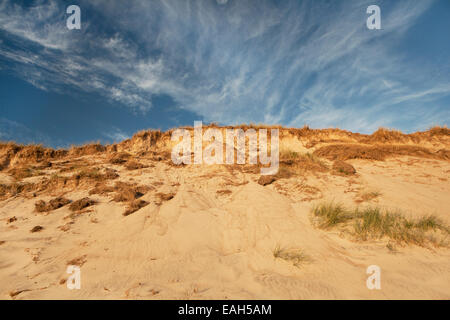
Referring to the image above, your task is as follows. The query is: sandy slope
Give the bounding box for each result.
[1,154,449,299]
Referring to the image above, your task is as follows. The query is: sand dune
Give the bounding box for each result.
[0,126,449,299]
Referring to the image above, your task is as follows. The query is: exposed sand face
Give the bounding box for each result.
[0,127,449,299]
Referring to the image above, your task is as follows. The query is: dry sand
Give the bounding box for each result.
[0,126,449,299]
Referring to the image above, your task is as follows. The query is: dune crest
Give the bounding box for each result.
[1,125,449,299]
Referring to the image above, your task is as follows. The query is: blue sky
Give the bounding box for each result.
[0,0,449,147]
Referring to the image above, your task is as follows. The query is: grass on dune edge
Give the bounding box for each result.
[273,245,311,268]
[311,202,450,248]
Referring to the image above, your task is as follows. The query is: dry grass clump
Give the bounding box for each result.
[0,143,66,170]
[112,182,151,202]
[124,160,147,170]
[311,202,449,247]
[67,255,87,267]
[69,197,96,211]
[0,182,35,200]
[69,143,106,156]
[280,150,300,160]
[128,129,163,147]
[7,216,17,223]
[30,225,44,233]
[155,151,173,162]
[155,192,175,205]
[109,152,131,164]
[89,181,151,201]
[30,175,76,195]
[360,128,406,144]
[123,199,149,216]
[34,200,48,212]
[8,166,43,180]
[332,160,356,175]
[0,143,20,170]
[89,183,115,195]
[232,164,259,174]
[354,126,449,144]
[156,192,175,201]
[281,151,326,166]
[216,189,232,195]
[355,190,381,203]
[0,167,119,200]
[257,175,276,186]
[313,144,441,161]
[301,152,327,166]
[273,245,310,267]
[273,166,295,179]
[35,197,71,212]
[279,151,328,176]
[435,149,450,160]
[228,149,325,179]
[104,168,120,179]
[33,161,53,169]
[69,167,118,183]
[74,168,104,180]
[311,202,352,229]
[8,167,35,180]
[428,125,450,136]
[57,159,91,173]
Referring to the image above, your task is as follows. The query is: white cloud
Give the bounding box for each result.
[0,0,447,133]
[102,127,129,142]
[391,85,450,105]
[0,0,73,50]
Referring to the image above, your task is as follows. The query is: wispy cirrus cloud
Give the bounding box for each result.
[102,127,130,143]
[0,0,449,134]
[0,0,72,50]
